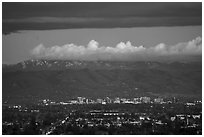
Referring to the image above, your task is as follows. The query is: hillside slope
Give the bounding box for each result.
[2,60,202,104]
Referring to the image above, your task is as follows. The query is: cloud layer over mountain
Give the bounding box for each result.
[31,37,202,61]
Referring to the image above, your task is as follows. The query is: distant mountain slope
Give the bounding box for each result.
[2,60,202,104]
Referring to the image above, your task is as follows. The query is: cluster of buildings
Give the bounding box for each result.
[45,108,202,135]
[39,96,168,105]
[3,97,202,135]
[8,97,202,108]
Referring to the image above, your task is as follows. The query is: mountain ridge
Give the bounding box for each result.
[3,59,202,104]
[2,59,202,71]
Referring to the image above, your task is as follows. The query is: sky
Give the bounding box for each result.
[2,2,202,64]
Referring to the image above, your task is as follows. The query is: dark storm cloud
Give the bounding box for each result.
[2,2,202,34]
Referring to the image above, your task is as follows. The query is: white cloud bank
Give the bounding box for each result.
[31,37,202,61]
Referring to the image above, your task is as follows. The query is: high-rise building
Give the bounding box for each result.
[114,97,120,104]
[133,98,141,104]
[140,97,151,103]
[154,98,163,104]
[120,98,127,103]
[97,99,103,104]
[77,97,84,104]
[106,97,112,104]
[85,99,89,104]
